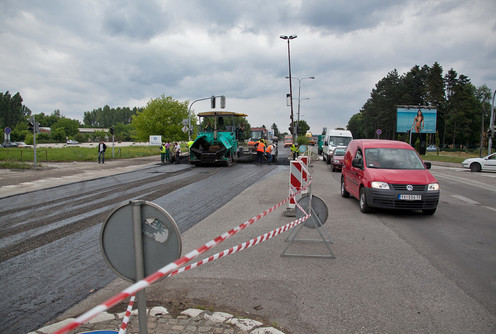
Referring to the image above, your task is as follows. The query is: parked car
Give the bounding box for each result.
[330,146,346,172]
[461,153,496,172]
[341,139,440,215]
[66,140,79,145]
[15,142,31,148]
[1,142,19,148]
[426,145,438,152]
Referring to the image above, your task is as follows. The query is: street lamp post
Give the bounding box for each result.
[286,76,315,135]
[280,34,297,143]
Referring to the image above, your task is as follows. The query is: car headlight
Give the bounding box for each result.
[428,183,440,191]
[371,181,390,189]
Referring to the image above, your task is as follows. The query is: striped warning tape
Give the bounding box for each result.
[54,179,311,334]
[169,201,311,277]
[118,294,135,334]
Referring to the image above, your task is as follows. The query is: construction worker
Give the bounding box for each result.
[160,142,166,163]
[187,140,194,149]
[256,138,266,164]
[165,141,171,162]
[265,142,274,163]
[290,143,299,160]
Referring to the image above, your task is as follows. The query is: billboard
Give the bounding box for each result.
[396,107,437,133]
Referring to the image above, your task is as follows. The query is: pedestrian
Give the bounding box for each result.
[256,139,266,164]
[174,142,181,164]
[160,142,166,163]
[98,140,107,164]
[165,141,171,162]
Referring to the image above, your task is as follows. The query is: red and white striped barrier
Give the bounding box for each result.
[118,294,135,334]
[288,158,310,210]
[299,156,309,194]
[54,181,311,334]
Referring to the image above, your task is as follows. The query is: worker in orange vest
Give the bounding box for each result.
[265,143,274,163]
[256,139,266,164]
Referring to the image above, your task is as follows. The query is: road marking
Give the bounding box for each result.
[431,172,496,193]
[450,194,480,205]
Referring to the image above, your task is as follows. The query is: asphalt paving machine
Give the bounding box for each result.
[189,111,247,166]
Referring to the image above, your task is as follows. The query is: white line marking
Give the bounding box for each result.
[450,194,480,205]
[431,172,496,193]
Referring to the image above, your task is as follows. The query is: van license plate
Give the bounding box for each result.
[398,194,421,200]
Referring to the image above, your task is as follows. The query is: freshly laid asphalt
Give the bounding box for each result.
[3,155,494,333]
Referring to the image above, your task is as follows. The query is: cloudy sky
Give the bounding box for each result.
[1,0,495,134]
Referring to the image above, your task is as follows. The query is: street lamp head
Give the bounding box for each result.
[280,35,297,40]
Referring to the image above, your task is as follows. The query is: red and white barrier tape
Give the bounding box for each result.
[169,204,311,277]
[118,294,135,334]
[54,180,311,334]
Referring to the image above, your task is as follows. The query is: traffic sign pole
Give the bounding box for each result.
[31,115,37,167]
[131,200,148,334]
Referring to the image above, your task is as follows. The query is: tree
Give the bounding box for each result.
[271,123,280,138]
[131,95,191,142]
[294,120,309,136]
[0,91,31,130]
[51,117,81,139]
[347,112,366,139]
[83,105,141,127]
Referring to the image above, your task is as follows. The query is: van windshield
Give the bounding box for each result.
[365,148,425,170]
[329,136,352,146]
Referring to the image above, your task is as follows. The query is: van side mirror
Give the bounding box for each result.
[424,162,431,169]
[352,158,363,169]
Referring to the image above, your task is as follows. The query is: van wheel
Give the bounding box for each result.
[326,156,330,164]
[341,177,350,198]
[359,187,371,213]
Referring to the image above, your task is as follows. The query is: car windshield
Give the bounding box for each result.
[365,148,425,170]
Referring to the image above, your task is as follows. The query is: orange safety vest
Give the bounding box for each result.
[266,145,272,153]
[257,141,265,152]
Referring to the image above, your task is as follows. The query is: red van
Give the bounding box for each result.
[341,139,440,215]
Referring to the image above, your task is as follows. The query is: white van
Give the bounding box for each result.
[323,128,353,164]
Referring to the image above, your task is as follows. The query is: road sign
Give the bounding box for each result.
[182,125,188,133]
[100,200,182,282]
[376,129,382,135]
[4,127,11,134]
[149,135,162,146]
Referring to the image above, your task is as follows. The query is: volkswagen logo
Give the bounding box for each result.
[406,185,413,191]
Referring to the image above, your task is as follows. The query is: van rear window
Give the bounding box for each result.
[329,136,352,146]
[365,148,425,169]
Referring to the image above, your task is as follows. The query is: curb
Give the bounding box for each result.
[31,308,285,334]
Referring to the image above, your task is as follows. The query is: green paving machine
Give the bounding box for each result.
[189,111,247,166]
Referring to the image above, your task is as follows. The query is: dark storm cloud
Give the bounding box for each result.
[297,0,404,33]
[101,1,169,39]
